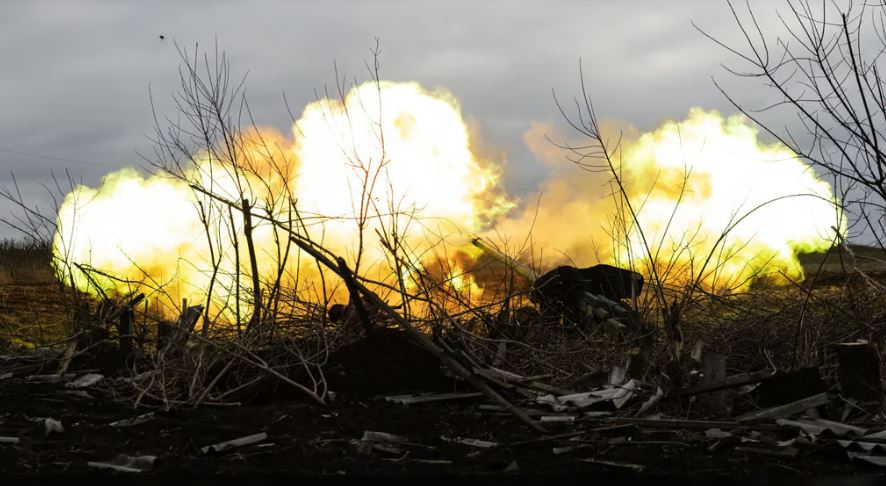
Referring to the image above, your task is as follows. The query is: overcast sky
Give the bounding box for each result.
[0,1,800,239]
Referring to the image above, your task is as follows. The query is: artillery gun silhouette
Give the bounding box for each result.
[470,237,642,330]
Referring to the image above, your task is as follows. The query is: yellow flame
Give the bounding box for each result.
[54,85,845,316]
[494,108,845,292]
[53,81,509,316]
[617,108,844,289]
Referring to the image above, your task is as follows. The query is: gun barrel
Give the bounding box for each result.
[470,237,539,281]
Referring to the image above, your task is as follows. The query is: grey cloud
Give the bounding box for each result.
[0,0,820,239]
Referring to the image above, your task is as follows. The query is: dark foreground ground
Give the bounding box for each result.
[0,331,883,484]
[2,243,886,483]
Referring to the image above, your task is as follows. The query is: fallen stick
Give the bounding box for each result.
[86,462,143,474]
[508,431,585,447]
[736,392,830,422]
[86,454,156,473]
[109,412,155,428]
[201,432,268,454]
[193,358,236,409]
[577,458,646,472]
[440,436,499,449]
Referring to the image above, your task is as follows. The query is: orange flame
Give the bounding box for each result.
[53,86,844,317]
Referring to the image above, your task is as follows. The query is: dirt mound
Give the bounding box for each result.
[324,329,460,399]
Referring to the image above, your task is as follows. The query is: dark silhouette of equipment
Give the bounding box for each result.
[530,264,643,328]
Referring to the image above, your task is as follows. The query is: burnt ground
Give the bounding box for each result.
[0,330,884,483]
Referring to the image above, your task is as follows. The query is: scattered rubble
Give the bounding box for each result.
[65,373,103,389]
[3,253,886,477]
[200,432,268,454]
[43,418,63,436]
[87,454,157,473]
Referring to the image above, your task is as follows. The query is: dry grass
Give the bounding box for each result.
[2,240,886,408]
[0,239,76,351]
[0,239,55,285]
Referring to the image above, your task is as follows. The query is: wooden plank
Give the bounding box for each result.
[577,458,645,472]
[384,392,482,405]
[736,392,830,422]
[508,431,585,447]
[200,432,268,454]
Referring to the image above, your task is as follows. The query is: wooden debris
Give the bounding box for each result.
[677,369,775,397]
[526,381,576,396]
[704,428,733,439]
[56,340,78,377]
[369,443,404,455]
[690,340,705,364]
[356,430,435,456]
[483,366,531,383]
[540,415,577,423]
[553,443,592,455]
[401,458,452,465]
[384,392,482,405]
[638,387,664,416]
[0,372,13,381]
[578,457,646,472]
[0,436,20,444]
[65,373,103,389]
[609,364,627,386]
[160,302,203,358]
[698,352,727,409]
[118,307,134,368]
[200,432,268,454]
[613,380,638,409]
[509,431,585,447]
[478,405,564,418]
[109,413,155,428]
[538,379,637,411]
[361,431,409,444]
[86,454,156,473]
[589,423,636,437]
[440,436,498,449]
[776,418,867,437]
[736,392,829,422]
